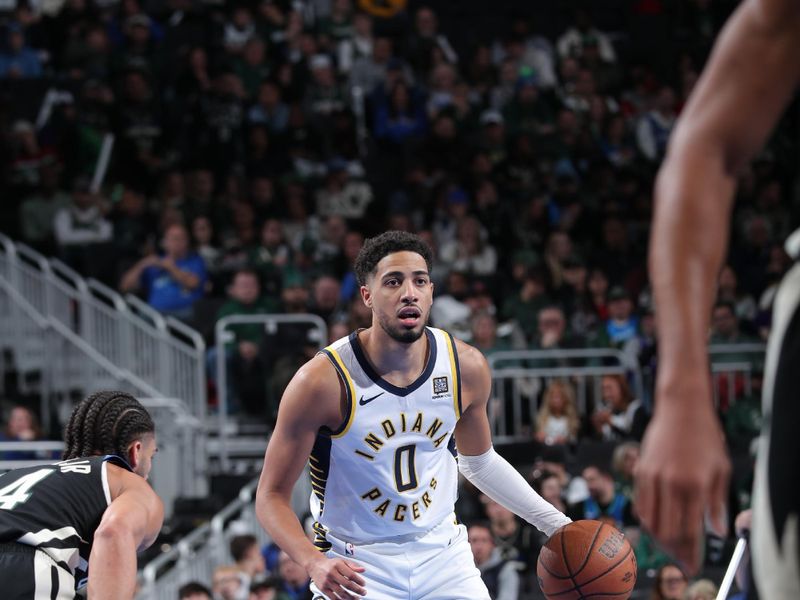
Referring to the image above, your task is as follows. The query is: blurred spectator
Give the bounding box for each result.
[114,69,166,186]
[212,564,249,600]
[717,265,757,326]
[62,22,110,81]
[19,163,70,250]
[178,581,213,600]
[53,177,114,279]
[120,223,207,319]
[0,406,45,460]
[439,216,497,277]
[431,270,473,338]
[248,576,283,600]
[191,215,223,283]
[594,286,640,364]
[710,300,757,346]
[8,120,54,190]
[468,521,522,600]
[224,6,256,54]
[591,374,648,442]
[636,86,676,162]
[471,312,512,356]
[315,159,373,219]
[277,551,312,600]
[249,218,291,298]
[480,494,540,571]
[531,447,589,506]
[611,441,640,499]
[349,35,393,92]
[535,380,580,446]
[569,465,637,530]
[405,6,457,78]
[235,38,271,101]
[310,275,342,322]
[531,305,583,353]
[649,563,688,600]
[304,54,347,120]
[337,10,372,75]
[600,115,637,168]
[230,534,267,587]
[0,22,42,78]
[248,81,290,134]
[207,269,277,415]
[373,80,428,146]
[686,579,718,600]
[339,230,364,303]
[531,470,568,514]
[502,269,549,343]
[557,10,617,63]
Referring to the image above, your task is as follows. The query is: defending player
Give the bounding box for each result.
[256,231,570,599]
[0,391,163,599]
[636,0,800,597]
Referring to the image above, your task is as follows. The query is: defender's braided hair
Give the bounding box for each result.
[63,391,155,460]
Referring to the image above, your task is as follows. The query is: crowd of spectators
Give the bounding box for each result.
[1,0,797,597]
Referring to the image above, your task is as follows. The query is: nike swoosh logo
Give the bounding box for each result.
[359,392,385,406]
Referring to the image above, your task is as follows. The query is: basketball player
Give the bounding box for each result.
[256,231,571,599]
[635,0,800,597]
[0,391,163,599]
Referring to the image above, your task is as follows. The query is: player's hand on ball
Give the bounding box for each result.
[309,556,367,599]
[635,397,730,574]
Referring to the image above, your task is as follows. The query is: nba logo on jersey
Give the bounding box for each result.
[433,376,448,395]
[345,542,355,556]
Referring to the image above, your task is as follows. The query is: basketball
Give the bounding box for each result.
[537,520,637,599]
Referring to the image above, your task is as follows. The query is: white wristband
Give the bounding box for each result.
[458,447,571,537]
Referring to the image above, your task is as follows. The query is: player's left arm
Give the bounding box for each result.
[87,467,164,599]
[454,341,571,536]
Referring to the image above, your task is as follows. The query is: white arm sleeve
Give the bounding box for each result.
[458,447,571,537]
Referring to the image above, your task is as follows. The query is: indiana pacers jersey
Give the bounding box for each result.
[310,327,463,546]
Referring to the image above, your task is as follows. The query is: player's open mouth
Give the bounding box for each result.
[397,306,421,326]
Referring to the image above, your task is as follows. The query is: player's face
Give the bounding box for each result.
[363,251,433,344]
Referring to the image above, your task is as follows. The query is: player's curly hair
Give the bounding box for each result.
[62,391,155,461]
[354,231,433,286]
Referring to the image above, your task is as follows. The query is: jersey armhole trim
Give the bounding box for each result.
[320,347,357,438]
[101,461,111,506]
[443,331,462,419]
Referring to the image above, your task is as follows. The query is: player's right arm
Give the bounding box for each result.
[255,355,366,599]
[637,0,800,573]
[87,465,164,599]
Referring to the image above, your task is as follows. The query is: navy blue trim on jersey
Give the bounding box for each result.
[102,455,133,472]
[309,434,333,552]
[348,328,437,397]
[309,433,332,511]
[445,331,463,417]
[319,349,353,437]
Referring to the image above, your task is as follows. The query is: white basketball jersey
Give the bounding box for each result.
[309,327,463,546]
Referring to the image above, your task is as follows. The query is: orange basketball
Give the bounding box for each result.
[537,520,637,599]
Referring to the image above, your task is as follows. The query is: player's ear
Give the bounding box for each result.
[127,439,143,470]
[360,284,372,308]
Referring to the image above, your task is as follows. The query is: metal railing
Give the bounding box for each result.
[0,234,206,411]
[0,235,207,494]
[138,463,312,599]
[709,343,766,409]
[487,348,644,443]
[138,478,268,600]
[0,441,65,472]
[213,314,327,470]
